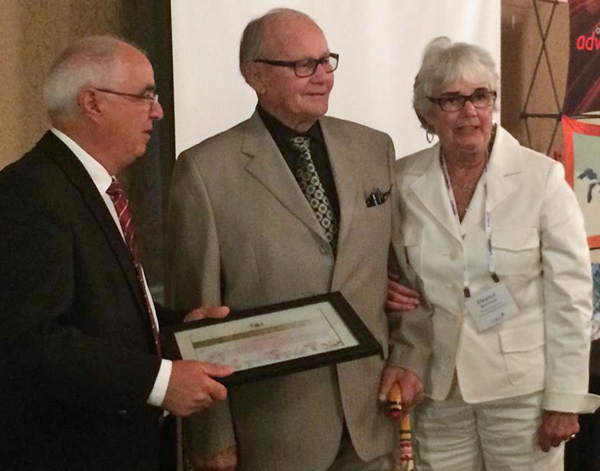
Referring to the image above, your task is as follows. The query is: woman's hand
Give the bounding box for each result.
[387,272,420,311]
[537,410,579,452]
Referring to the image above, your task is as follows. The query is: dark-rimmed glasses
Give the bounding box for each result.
[254,53,339,78]
[95,88,160,111]
[428,89,497,112]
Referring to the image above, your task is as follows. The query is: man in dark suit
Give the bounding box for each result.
[0,36,232,471]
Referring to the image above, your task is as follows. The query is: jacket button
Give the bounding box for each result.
[117,409,128,417]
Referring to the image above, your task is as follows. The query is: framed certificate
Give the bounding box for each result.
[164,292,381,386]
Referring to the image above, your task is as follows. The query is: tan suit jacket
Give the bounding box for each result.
[165,112,429,471]
[395,126,599,412]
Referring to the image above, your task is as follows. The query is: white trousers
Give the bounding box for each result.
[412,382,564,471]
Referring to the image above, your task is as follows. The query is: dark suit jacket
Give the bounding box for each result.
[0,132,181,471]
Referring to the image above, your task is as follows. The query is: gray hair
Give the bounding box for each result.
[239,8,316,82]
[413,37,499,132]
[44,36,138,120]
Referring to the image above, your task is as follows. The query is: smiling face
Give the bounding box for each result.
[428,81,494,160]
[249,14,334,132]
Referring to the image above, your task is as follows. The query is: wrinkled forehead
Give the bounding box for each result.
[437,81,491,95]
[430,64,496,97]
[260,15,329,59]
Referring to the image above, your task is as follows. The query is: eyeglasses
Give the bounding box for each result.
[254,53,339,78]
[95,88,160,111]
[428,90,497,112]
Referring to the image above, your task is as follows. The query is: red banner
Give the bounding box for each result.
[563,0,600,116]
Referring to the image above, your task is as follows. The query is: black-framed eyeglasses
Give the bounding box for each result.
[428,89,497,112]
[254,53,339,78]
[95,88,160,111]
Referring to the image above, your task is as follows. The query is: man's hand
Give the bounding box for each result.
[537,410,579,452]
[189,446,237,471]
[387,273,420,311]
[162,360,233,416]
[379,366,424,418]
[184,306,230,322]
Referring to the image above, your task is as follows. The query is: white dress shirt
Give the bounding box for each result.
[51,128,171,407]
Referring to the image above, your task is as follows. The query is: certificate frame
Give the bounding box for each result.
[164,292,382,387]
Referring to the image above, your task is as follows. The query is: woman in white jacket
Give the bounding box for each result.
[387,37,599,471]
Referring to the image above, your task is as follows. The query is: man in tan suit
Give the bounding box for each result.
[165,8,428,471]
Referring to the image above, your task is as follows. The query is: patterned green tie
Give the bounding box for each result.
[290,136,339,252]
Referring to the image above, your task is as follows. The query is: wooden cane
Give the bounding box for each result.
[389,383,414,470]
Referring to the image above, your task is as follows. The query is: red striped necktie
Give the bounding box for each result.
[106,177,162,356]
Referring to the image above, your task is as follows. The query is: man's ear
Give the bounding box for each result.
[78,88,103,122]
[244,62,267,95]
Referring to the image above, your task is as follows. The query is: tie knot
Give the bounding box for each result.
[290,136,311,153]
[106,177,126,200]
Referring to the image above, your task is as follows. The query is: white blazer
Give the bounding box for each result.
[396,125,598,412]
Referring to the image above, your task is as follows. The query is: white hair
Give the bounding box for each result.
[413,37,499,132]
[239,8,317,82]
[44,36,136,120]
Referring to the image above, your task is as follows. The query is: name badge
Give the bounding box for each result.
[465,283,519,332]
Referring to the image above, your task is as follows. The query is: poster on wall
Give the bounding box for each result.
[563,116,600,247]
[563,0,600,116]
[562,115,600,339]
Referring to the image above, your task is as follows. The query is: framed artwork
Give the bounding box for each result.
[164,292,381,387]
[562,116,600,249]
[563,116,600,340]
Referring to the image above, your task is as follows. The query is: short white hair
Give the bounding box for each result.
[239,8,317,82]
[413,37,499,132]
[44,36,136,120]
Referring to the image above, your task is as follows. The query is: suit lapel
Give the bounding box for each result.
[320,119,360,249]
[462,127,522,228]
[242,113,328,243]
[42,132,147,315]
[406,145,461,242]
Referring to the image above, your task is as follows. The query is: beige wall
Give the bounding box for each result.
[0,0,124,170]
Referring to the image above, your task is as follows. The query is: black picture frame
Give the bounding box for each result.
[163,292,382,387]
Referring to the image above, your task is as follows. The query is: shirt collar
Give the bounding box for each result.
[51,128,113,195]
[256,105,324,145]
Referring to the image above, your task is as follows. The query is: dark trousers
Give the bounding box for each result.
[160,415,177,471]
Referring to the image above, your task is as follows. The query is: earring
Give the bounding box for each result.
[426,129,434,143]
